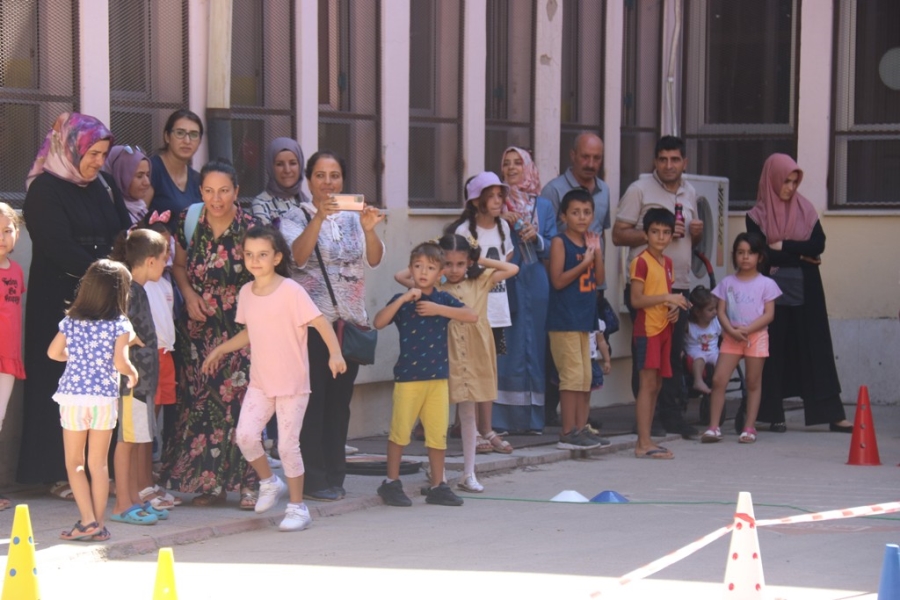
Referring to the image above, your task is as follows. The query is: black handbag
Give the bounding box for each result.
[770,265,804,307]
[302,208,378,365]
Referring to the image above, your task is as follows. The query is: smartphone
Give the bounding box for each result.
[330,193,365,211]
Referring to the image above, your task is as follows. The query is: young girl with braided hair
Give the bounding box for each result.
[446,172,516,454]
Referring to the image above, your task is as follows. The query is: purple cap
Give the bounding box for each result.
[466,171,509,201]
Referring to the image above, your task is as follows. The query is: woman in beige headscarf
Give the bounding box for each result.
[745,153,852,434]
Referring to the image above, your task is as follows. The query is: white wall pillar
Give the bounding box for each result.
[381,0,411,210]
[462,0,487,178]
[604,0,625,206]
[295,0,319,170]
[188,0,210,166]
[533,0,563,186]
[795,4,833,212]
[78,0,110,125]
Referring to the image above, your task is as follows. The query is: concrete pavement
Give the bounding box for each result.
[3,402,900,598]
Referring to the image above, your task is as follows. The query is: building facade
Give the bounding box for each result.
[0,0,897,480]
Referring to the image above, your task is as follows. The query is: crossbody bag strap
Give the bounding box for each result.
[300,207,340,312]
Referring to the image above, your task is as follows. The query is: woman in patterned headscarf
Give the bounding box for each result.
[493,147,558,434]
[18,113,130,491]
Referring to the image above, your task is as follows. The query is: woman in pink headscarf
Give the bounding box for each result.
[19,113,130,490]
[745,153,852,434]
[494,147,558,434]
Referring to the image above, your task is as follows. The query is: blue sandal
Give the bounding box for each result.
[142,501,169,520]
[110,504,158,525]
[59,520,100,541]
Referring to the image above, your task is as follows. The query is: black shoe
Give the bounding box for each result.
[664,419,698,439]
[769,422,787,433]
[377,479,412,507]
[425,482,464,506]
[304,488,340,502]
[331,486,347,499]
[829,422,853,433]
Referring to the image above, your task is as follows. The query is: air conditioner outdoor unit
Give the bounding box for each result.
[683,173,730,290]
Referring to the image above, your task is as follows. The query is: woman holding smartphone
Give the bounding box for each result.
[279,150,385,501]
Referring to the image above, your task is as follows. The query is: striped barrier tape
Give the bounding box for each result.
[591,499,900,596]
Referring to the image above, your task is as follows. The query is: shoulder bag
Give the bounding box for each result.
[301,208,378,365]
[770,265,804,306]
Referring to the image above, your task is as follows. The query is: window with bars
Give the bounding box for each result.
[318,0,381,206]
[559,0,605,175]
[0,1,79,207]
[408,0,463,208]
[831,0,900,208]
[620,0,661,189]
[231,0,295,200]
[485,0,535,172]
[109,0,187,160]
[683,0,799,209]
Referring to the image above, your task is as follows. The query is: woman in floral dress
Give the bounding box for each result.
[160,159,260,506]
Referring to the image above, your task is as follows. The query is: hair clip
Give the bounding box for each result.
[149,210,171,224]
[466,235,479,250]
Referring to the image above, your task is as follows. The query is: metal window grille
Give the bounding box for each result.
[485,0,535,171]
[620,0,661,189]
[109,0,188,164]
[408,0,463,208]
[831,0,900,208]
[0,0,79,207]
[231,0,295,201]
[318,0,382,206]
[683,0,798,209]
[559,0,605,175]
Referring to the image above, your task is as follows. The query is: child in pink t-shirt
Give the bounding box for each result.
[0,203,25,511]
[203,226,346,532]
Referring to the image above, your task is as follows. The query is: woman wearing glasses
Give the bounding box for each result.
[105,145,153,224]
[148,110,203,218]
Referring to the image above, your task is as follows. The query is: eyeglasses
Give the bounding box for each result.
[171,129,201,141]
[108,144,145,170]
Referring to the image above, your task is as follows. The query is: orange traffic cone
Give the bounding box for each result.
[847,386,881,466]
[722,491,766,599]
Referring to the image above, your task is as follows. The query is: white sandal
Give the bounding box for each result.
[458,474,484,493]
[139,485,178,509]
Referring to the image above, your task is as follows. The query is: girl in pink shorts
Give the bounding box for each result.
[701,233,781,444]
[202,226,345,532]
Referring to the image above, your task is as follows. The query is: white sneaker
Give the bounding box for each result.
[344,444,358,455]
[458,474,484,493]
[279,503,312,531]
[266,454,282,469]
[255,476,286,514]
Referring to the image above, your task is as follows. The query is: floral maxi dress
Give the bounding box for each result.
[161,206,258,495]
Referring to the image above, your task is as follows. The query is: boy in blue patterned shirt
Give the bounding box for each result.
[374,242,477,507]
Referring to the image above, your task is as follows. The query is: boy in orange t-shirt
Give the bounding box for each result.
[629,208,689,460]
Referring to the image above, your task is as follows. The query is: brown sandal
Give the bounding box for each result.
[191,490,226,507]
[239,489,258,510]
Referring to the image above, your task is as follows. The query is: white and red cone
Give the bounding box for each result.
[722,491,767,599]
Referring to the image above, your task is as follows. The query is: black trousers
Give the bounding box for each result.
[624,285,689,426]
[299,327,360,492]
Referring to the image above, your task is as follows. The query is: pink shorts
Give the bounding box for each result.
[721,330,769,358]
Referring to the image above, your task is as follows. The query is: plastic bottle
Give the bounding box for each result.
[514,219,538,264]
[674,203,684,238]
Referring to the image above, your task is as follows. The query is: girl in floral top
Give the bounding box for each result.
[159,160,260,508]
[48,259,138,542]
[280,150,385,501]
